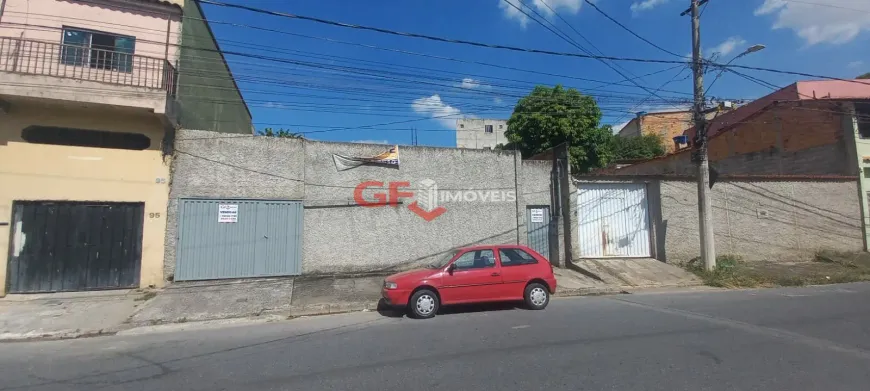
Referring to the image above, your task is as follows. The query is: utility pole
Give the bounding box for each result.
[687,0,716,271]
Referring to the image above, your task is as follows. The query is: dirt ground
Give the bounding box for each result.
[684,251,870,288]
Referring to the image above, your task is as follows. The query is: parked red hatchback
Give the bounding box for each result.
[382,245,557,318]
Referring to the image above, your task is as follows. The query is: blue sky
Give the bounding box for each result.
[200,0,870,147]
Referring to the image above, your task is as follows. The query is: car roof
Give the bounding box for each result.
[457,244,530,251]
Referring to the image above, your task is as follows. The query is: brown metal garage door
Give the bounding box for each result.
[6,201,144,293]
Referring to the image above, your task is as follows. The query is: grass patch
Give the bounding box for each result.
[683,251,870,289]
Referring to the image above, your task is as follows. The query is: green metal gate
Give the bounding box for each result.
[175,199,303,281]
[526,205,551,260]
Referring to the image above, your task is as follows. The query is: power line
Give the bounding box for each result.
[502,0,667,101]
[781,0,870,14]
[582,0,684,58]
[198,0,685,66]
[196,0,870,87]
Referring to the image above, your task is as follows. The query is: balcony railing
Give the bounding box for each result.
[0,37,177,94]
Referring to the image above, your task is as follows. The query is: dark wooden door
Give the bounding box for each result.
[6,201,144,293]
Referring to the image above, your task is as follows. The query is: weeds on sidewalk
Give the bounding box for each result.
[683,251,870,288]
[134,291,157,302]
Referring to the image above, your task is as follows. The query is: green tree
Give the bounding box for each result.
[858,72,870,79]
[505,85,613,173]
[257,127,304,139]
[611,134,666,160]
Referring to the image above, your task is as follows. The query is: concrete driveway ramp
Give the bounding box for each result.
[570,259,701,288]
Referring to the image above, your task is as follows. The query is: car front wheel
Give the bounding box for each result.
[524,283,550,310]
[408,289,439,319]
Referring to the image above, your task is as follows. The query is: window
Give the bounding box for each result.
[484,146,492,150]
[459,124,465,128]
[21,126,151,150]
[452,249,495,270]
[499,248,539,267]
[499,124,503,129]
[61,27,135,73]
[484,125,494,133]
[858,102,870,139]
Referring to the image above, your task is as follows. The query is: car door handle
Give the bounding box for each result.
[491,272,500,276]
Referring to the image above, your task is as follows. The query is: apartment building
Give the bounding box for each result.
[456,118,508,149]
[0,0,251,295]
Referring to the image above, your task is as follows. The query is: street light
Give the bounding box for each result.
[705,44,766,94]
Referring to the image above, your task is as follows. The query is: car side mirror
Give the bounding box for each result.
[447,263,456,274]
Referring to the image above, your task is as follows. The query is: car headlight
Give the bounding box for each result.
[384,281,398,290]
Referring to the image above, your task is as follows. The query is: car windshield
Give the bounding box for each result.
[427,251,458,269]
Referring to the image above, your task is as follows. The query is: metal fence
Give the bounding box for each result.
[0,37,177,93]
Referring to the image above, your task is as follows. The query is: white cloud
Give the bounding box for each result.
[755,0,870,45]
[350,139,389,144]
[494,97,504,104]
[499,0,583,28]
[630,0,668,15]
[263,102,288,109]
[848,60,865,68]
[457,78,491,90]
[411,94,463,128]
[709,36,747,56]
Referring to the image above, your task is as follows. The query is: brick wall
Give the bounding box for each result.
[611,101,851,176]
[640,111,693,152]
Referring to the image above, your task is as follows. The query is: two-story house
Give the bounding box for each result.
[0,0,251,295]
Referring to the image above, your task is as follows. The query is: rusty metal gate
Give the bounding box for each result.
[576,183,651,258]
[7,201,144,293]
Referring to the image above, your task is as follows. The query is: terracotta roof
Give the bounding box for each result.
[685,79,870,141]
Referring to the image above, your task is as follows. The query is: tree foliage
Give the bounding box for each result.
[505,85,613,173]
[257,127,304,139]
[610,133,666,161]
[858,72,870,80]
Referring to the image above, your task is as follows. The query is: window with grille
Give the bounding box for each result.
[61,27,135,73]
[485,125,494,133]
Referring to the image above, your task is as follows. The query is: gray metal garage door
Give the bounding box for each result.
[175,199,302,281]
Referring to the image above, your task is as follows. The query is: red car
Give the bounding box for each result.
[382,245,557,319]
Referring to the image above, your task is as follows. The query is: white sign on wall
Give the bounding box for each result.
[530,208,545,223]
[218,204,239,223]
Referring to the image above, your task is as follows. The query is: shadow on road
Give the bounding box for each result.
[377,299,523,319]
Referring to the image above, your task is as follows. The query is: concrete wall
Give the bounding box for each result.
[164,129,304,279]
[174,0,253,134]
[844,102,870,250]
[577,177,863,263]
[456,118,508,149]
[0,100,170,296]
[165,129,555,280]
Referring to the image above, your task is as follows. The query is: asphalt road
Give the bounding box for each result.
[2,283,870,391]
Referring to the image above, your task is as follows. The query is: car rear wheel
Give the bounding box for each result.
[524,283,549,310]
[408,289,439,319]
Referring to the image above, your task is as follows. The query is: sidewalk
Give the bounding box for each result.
[0,290,146,341]
[0,266,697,341]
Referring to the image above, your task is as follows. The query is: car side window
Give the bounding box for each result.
[452,250,496,270]
[499,248,538,267]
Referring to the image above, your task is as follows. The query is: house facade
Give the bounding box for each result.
[0,0,250,295]
[603,79,870,249]
[616,110,694,152]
